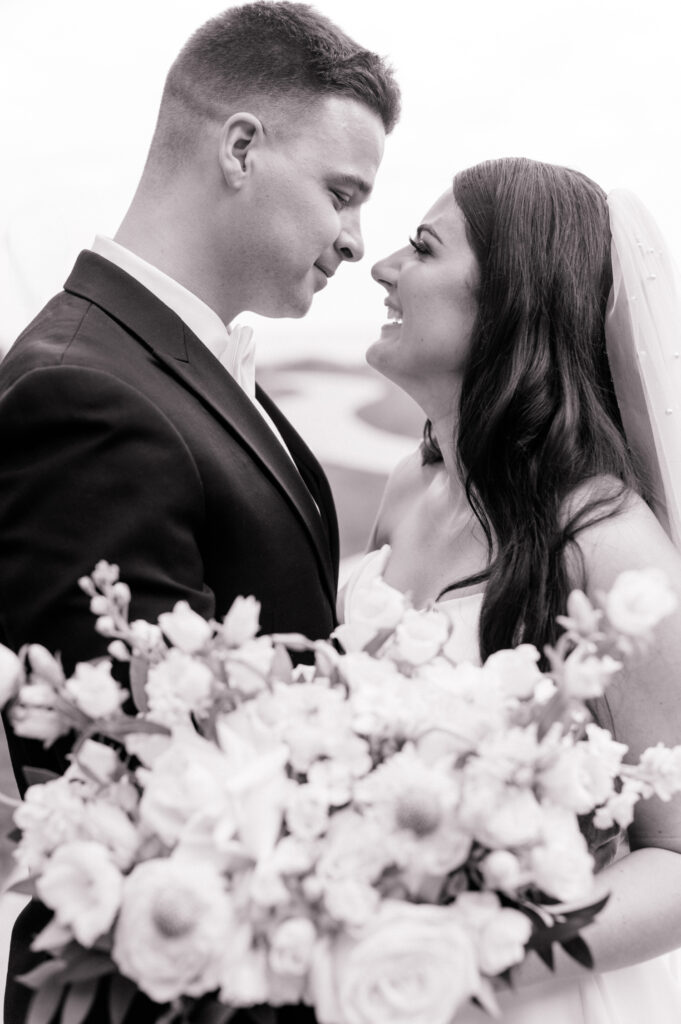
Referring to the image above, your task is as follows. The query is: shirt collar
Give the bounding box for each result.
[90,236,256,396]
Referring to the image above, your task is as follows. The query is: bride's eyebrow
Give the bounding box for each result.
[417,224,443,244]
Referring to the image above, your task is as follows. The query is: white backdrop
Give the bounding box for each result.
[1,0,679,360]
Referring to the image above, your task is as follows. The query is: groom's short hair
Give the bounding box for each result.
[149,1,400,165]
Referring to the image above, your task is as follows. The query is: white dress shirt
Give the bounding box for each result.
[90,236,293,458]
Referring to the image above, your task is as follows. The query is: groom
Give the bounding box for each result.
[0,3,399,1021]
[0,1,398,786]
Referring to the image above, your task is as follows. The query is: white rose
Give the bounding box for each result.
[145,649,214,727]
[124,731,172,767]
[285,784,330,841]
[68,739,121,784]
[392,608,451,666]
[217,722,289,861]
[112,857,236,1003]
[562,648,621,699]
[37,841,123,946]
[219,936,269,1007]
[0,644,23,705]
[64,661,126,719]
[14,779,87,873]
[479,788,543,848]
[158,600,213,653]
[335,575,408,653]
[530,806,595,901]
[346,574,408,631]
[315,810,390,885]
[483,645,543,700]
[226,637,275,696]
[313,900,480,1024]
[605,568,678,637]
[9,681,72,746]
[81,801,140,871]
[269,917,317,977]
[460,773,543,849]
[453,891,532,975]
[539,745,616,814]
[307,759,354,807]
[221,595,262,647]
[476,907,532,975]
[480,850,524,892]
[138,732,233,845]
[249,862,291,909]
[322,879,380,928]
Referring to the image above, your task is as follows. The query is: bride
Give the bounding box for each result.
[343,157,681,1022]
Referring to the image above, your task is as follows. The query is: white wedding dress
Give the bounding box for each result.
[342,545,681,1024]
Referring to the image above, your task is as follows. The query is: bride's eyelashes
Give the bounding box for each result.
[409,235,430,256]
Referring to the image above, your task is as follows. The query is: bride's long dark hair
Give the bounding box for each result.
[423,158,639,660]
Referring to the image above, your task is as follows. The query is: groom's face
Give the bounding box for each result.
[237,95,385,319]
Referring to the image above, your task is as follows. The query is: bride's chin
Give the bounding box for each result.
[365,338,391,373]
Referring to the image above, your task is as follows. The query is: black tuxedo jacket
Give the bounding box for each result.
[0,251,338,1023]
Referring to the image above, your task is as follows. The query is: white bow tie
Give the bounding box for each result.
[217,324,256,397]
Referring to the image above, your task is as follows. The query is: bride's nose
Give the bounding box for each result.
[371,252,398,290]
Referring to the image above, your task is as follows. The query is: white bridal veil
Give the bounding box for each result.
[605,190,681,548]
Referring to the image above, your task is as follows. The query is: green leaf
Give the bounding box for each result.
[270,643,293,684]
[107,974,139,1024]
[59,974,100,1024]
[561,893,610,930]
[154,1007,185,1024]
[362,628,394,657]
[560,935,595,970]
[26,979,65,1024]
[15,958,67,990]
[247,1007,277,1024]
[24,767,61,786]
[533,944,555,971]
[100,718,170,739]
[130,655,150,712]
[8,875,39,897]
[59,952,116,985]
[59,979,100,1024]
[191,998,237,1024]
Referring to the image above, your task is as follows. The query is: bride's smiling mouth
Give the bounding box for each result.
[383,300,403,326]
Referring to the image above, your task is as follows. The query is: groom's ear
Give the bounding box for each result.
[218,113,263,189]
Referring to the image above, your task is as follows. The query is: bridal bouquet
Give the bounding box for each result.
[2,562,681,1024]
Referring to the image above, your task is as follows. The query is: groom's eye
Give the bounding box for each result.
[331,190,351,210]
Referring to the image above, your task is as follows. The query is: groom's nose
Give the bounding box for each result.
[335,209,364,263]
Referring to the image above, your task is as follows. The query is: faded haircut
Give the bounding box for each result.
[149,1,400,165]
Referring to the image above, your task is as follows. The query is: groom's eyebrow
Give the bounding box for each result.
[332,173,373,198]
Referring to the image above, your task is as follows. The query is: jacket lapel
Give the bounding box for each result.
[64,252,337,605]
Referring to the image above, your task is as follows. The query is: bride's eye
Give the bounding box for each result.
[409,235,430,256]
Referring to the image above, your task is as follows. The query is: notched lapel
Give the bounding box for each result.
[64,252,336,604]
[159,329,336,604]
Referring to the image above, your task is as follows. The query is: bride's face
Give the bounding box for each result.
[367,191,479,406]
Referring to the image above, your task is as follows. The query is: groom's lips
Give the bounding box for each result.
[314,263,333,289]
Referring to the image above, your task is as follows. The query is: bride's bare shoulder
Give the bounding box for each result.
[567,477,681,593]
[370,449,434,546]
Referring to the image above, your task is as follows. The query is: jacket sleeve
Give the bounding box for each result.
[0,363,215,665]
